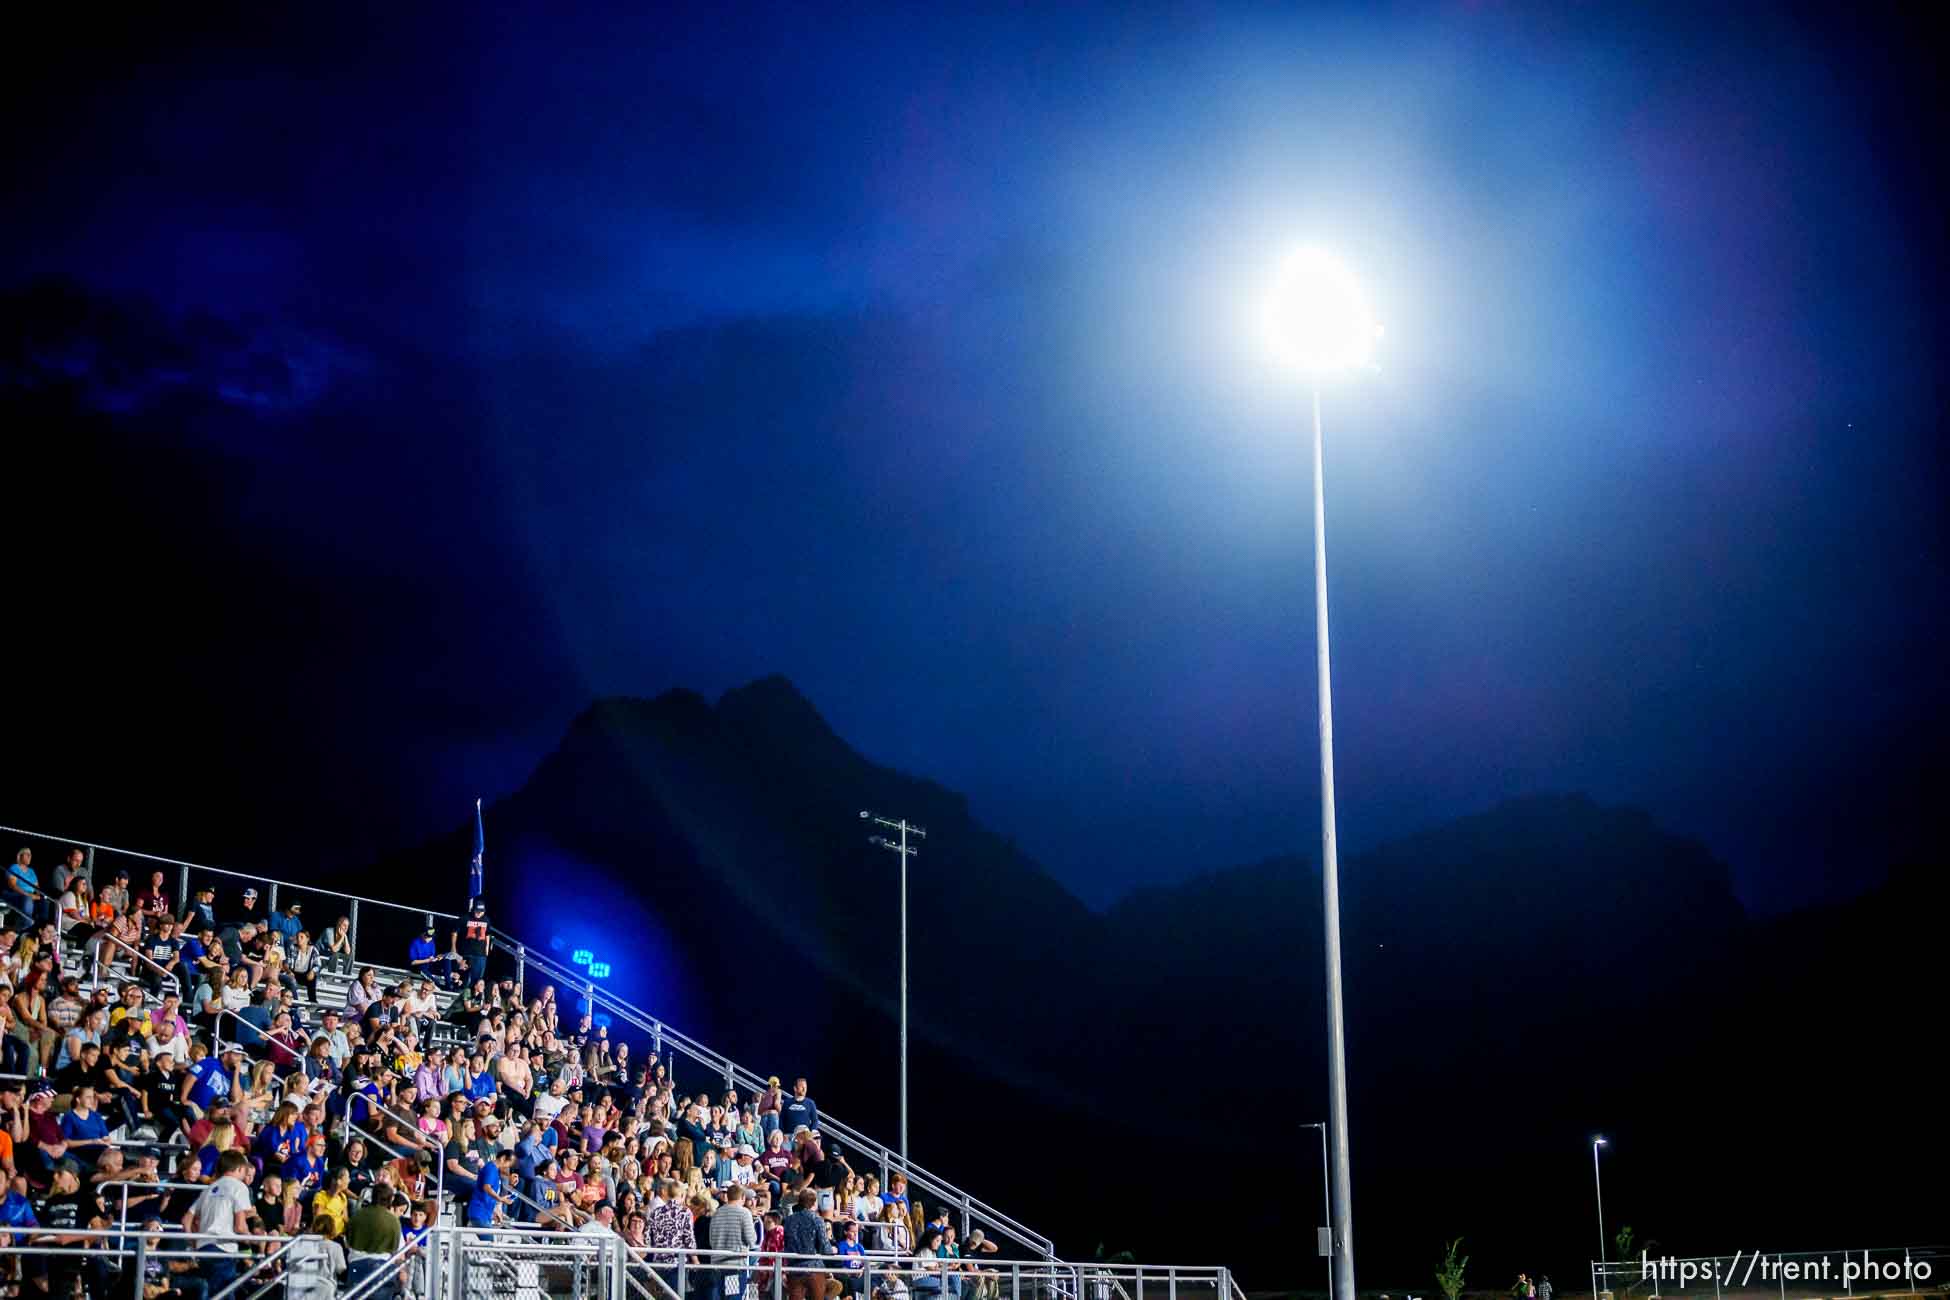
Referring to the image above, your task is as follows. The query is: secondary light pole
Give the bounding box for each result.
[1264,246,1380,1300]
[863,809,925,1167]
[1303,1121,1333,1299]
[1593,1137,1610,1281]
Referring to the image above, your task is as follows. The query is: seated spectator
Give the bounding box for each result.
[344,967,381,1017]
[99,869,133,917]
[836,1219,869,1296]
[267,900,303,944]
[183,1042,248,1119]
[407,924,446,982]
[141,917,185,993]
[55,1083,111,1166]
[321,915,353,959]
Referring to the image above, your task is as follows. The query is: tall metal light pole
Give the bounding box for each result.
[1312,382,1357,1300]
[1593,1137,1610,1282]
[1265,245,1379,1300]
[863,809,925,1166]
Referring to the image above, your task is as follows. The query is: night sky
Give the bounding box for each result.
[3,3,1943,912]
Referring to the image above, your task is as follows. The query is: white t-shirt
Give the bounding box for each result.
[190,1176,253,1251]
[533,1092,570,1122]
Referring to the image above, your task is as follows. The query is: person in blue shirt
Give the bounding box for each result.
[283,1132,330,1193]
[467,1054,498,1102]
[407,926,448,984]
[781,1078,818,1134]
[185,1045,246,1113]
[57,1085,112,1166]
[836,1220,867,1288]
[467,1149,514,1227]
[232,990,273,1051]
[254,1101,304,1168]
[0,1178,37,1235]
[267,902,303,943]
[5,849,45,926]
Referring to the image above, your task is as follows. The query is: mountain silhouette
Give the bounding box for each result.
[350,677,1937,1289]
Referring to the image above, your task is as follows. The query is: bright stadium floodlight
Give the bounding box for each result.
[1263,246,1381,375]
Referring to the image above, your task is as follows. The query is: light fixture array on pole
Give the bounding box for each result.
[861,809,925,1167]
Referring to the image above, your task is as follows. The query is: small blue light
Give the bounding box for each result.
[571,949,593,966]
[589,961,611,979]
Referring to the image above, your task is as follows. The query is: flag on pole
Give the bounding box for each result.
[469,797,485,902]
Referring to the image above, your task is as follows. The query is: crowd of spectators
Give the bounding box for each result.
[0,847,1005,1299]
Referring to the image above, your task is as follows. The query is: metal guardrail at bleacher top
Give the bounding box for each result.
[2,821,461,968]
[0,821,1058,1261]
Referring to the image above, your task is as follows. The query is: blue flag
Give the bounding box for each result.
[469,797,484,902]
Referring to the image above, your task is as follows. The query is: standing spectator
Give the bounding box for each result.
[468,1148,514,1227]
[230,887,261,928]
[648,1176,697,1290]
[709,1182,761,1297]
[784,1188,842,1300]
[184,1148,257,1291]
[4,850,43,927]
[345,1186,404,1298]
[757,1077,784,1138]
[458,901,492,989]
[179,885,218,935]
[10,959,56,1074]
[782,1078,818,1135]
[133,871,172,929]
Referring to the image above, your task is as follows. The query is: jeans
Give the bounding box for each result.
[349,1256,399,1299]
[197,1247,240,1291]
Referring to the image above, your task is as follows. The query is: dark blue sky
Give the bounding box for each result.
[4,2,1942,909]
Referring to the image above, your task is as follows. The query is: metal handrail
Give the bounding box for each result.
[501,932,1058,1258]
[87,920,184,995]
[0,822,462,922]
